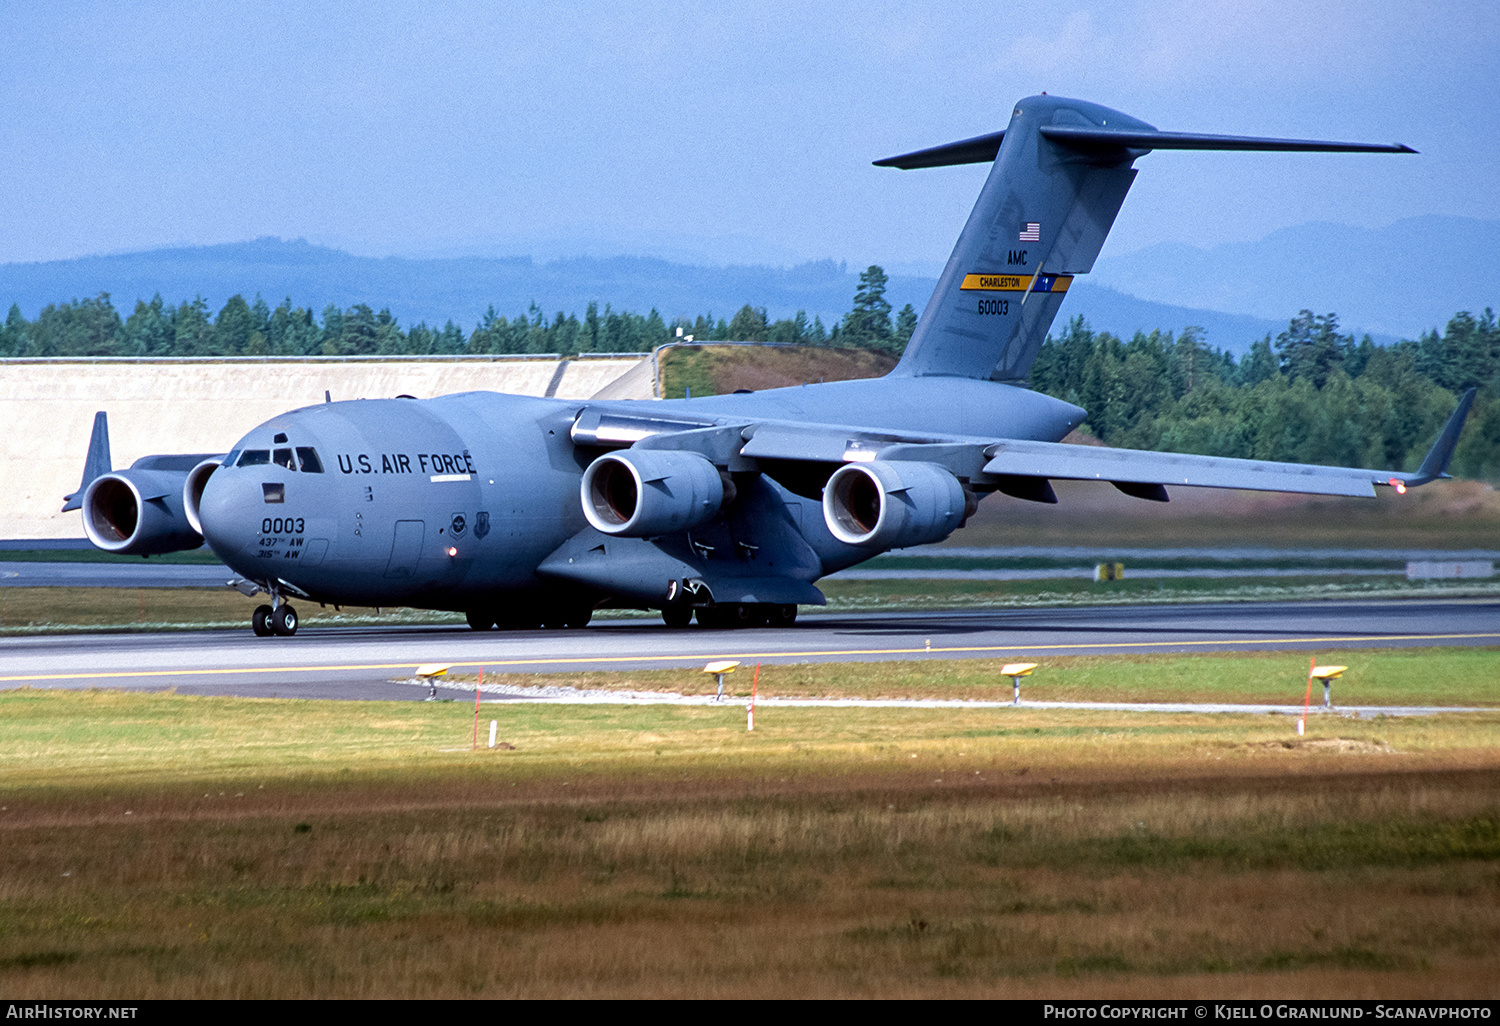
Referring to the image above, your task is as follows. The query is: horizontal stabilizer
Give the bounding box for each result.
[1038,125,1417,155]
[875,126,1414,172]
[873,130,1006,169]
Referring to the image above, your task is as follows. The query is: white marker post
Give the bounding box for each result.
[747,662,760,731]
[488,720,497,749]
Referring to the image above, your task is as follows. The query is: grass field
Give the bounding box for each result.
[1,647,1497,998]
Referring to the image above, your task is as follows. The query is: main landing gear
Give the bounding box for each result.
[671,603,797,629]
[464,605,593,631]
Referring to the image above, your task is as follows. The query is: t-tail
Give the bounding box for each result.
[880,94,1414,384]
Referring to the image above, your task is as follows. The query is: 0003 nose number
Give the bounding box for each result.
[262,517,305,534]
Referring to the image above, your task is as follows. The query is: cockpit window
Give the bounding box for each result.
[273,448,296,470]
[296,447,324,474]
[222,450,241,468]
[237,449,270,467]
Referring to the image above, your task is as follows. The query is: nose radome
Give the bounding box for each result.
[197,464,261,559]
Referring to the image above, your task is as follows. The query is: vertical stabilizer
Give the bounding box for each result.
[61,411,111,512]
[880,95,1414,384]
[887,95,1146,382]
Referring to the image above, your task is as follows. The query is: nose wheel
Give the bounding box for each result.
[251,602,299,637]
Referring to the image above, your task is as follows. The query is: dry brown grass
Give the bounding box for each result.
[657,343,896,399]
[0,689,1497,998]
[1,766,1497,998]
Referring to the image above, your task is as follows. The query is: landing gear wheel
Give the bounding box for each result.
[562,607,593,628]
[661,604,693,629]
[769,604,798,627]
[729,603,764,628]
[271,604,299,637]
[694,606,723,629]
[465,609,495,631]
[252,604,273,637]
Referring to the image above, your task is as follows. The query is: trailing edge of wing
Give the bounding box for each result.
[1038,125,1416,155]
[981,441,1385,498]
[873,131,1006,169]
[979,389,1474,498]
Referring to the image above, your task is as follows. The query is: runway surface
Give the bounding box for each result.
[4,546,1498,589]
[2,598,1498,702]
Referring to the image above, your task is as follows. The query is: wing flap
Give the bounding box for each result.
[982,440,1381,497]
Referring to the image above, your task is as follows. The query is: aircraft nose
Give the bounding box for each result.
[198,463,262,560]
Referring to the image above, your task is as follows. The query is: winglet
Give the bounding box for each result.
[61,411,112,512]
[1397,388,1477,487]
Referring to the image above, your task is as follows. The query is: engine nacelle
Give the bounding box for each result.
[182,458,222,536]
[83,469,203,555]
[581,449,725,537]
[822,460,966,550]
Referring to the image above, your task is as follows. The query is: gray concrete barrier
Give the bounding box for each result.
[1,355,651,539]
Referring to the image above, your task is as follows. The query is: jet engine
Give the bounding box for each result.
[822,460,966,550]
[182,458,222,536]
[581,450,725,537]
[82,469,203,555]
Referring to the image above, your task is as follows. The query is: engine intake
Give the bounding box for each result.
[822,460,965,549]
[83,469,203,555]
[581,450,725,537]
[182,458,222,536]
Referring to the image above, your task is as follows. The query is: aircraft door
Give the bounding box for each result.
[385,520,425,578]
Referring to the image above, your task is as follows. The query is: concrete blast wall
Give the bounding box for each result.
[1,355,652,540]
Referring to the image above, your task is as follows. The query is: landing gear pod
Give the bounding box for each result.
[82,470,203,555]
[182,457,222,536]
[822,460,966,550]
[581,450,725,537]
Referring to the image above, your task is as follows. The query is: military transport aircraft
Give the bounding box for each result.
[64,94,1474,637]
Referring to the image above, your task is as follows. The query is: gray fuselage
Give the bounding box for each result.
[196,375,1083,612]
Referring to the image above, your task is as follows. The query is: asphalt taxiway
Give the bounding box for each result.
[2,598,1497,702]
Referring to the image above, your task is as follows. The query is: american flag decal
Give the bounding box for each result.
[1019,222,1040,242]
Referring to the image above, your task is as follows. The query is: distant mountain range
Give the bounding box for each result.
[2,215,1493,357]
[1091,216,1500,341]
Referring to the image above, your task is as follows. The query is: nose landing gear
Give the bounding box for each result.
[250,584,299,637]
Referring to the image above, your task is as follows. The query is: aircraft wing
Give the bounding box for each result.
[980,439,1402,498]
[610,387,1475,503]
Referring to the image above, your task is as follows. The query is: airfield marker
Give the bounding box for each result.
[473,667,484,750]
[1299,655,1315,735]
[1001,663,1037,705]
[1311,665,1348,710]
[748,662,760,731]
[488,720,497,749]
[704,660,739,701]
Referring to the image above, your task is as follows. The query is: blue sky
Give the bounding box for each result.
[2,1,1496,272]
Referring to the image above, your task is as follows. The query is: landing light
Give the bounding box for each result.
[447,546,458,557]
[1389,477,1407,494]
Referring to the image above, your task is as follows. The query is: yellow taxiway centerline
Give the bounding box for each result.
[2,631,1500,684]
